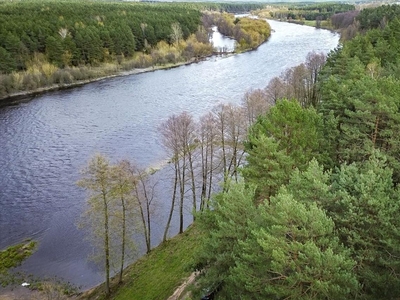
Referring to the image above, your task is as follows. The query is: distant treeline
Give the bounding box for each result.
[332,4,400,40]
[288,3,355,21]
[0,1,272,99]
[357,4,400,30]
[262,3,355,21]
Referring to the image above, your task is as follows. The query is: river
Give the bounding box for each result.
[0,20,339,289]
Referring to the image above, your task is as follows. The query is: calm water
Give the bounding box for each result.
[0,20,339,289]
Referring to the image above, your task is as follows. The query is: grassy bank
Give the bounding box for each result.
[80,225,202,300]
[0,240,37,286]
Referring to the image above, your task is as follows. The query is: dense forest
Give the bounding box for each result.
[0,1,269,99]
[189,4,400,300]
[0,1,201,70]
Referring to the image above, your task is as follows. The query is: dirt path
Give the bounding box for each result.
[167,272,198,300]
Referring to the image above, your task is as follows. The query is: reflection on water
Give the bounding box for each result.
[210,26,236,52]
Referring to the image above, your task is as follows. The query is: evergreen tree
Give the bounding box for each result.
[242,135,293,202]
[0,47,17,73]
[230,190,358,299]
[329,153,400,299]
[194,182,258,296]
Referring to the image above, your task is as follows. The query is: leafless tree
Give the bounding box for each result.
[265,77,286,104]
[197,112,218,210]
[305,51,326,107]
[160,112,197,240]
[77,154,113,295]
[212,104,247,188]
[242,88,273,126]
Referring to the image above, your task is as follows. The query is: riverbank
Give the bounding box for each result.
[0,59,201,107]
[0,35,269,108]
[0,19,339,295]
[0,15,272,107]
[0,240,37,283]
[77,225,201,300]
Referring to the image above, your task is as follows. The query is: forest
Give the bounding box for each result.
[191,4,400,299]
[75,4,400,299]
[0,0,269,99]
[2,1,399,299]
[255,2,356,26]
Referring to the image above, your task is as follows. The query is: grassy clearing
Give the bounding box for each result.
[0,240,37,286]
[80,225,202,300]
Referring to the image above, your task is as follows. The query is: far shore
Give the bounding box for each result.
[0,59,200,107]
[0,45,263,108]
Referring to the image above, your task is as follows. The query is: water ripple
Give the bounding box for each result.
[0,20,339,289]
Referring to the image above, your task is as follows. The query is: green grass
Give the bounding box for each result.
[0,240,37,286]
[303,20,316,26]
[0,240,36,272]
[81,225,202,300]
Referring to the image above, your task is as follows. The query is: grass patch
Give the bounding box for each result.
[303,20,316,27]
[0,240,37,286]
[80,225,202,300]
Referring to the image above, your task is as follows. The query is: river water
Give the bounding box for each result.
[0,20,339,289]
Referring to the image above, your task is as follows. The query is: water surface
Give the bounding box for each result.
[0,20,339,289]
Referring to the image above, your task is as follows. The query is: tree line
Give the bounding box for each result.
[76,51,323,297]
[77,4,400,299]
[192,5,400,300]
[255,3,355,24]
[0,1,271,100]
[0,1,201,72]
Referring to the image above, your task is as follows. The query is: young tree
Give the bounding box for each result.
[110,160,137,284]
[77,154,113,295]
[78,155,141,290]
[128,163,157,253]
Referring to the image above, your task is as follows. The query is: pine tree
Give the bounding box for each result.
[229,190,358,299]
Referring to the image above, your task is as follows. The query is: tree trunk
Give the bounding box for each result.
[119,195,126,284]
[163,162,178,242]
[103,191,110,295]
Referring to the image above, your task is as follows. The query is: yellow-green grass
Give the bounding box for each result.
[0,240,37,286]
[81,225,202,300]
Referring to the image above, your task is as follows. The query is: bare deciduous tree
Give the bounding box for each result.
[128,163,157,253]
[242,88,273,126]
[265,77,286,104]
[198,112,218,210]
[160,112,197,240]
